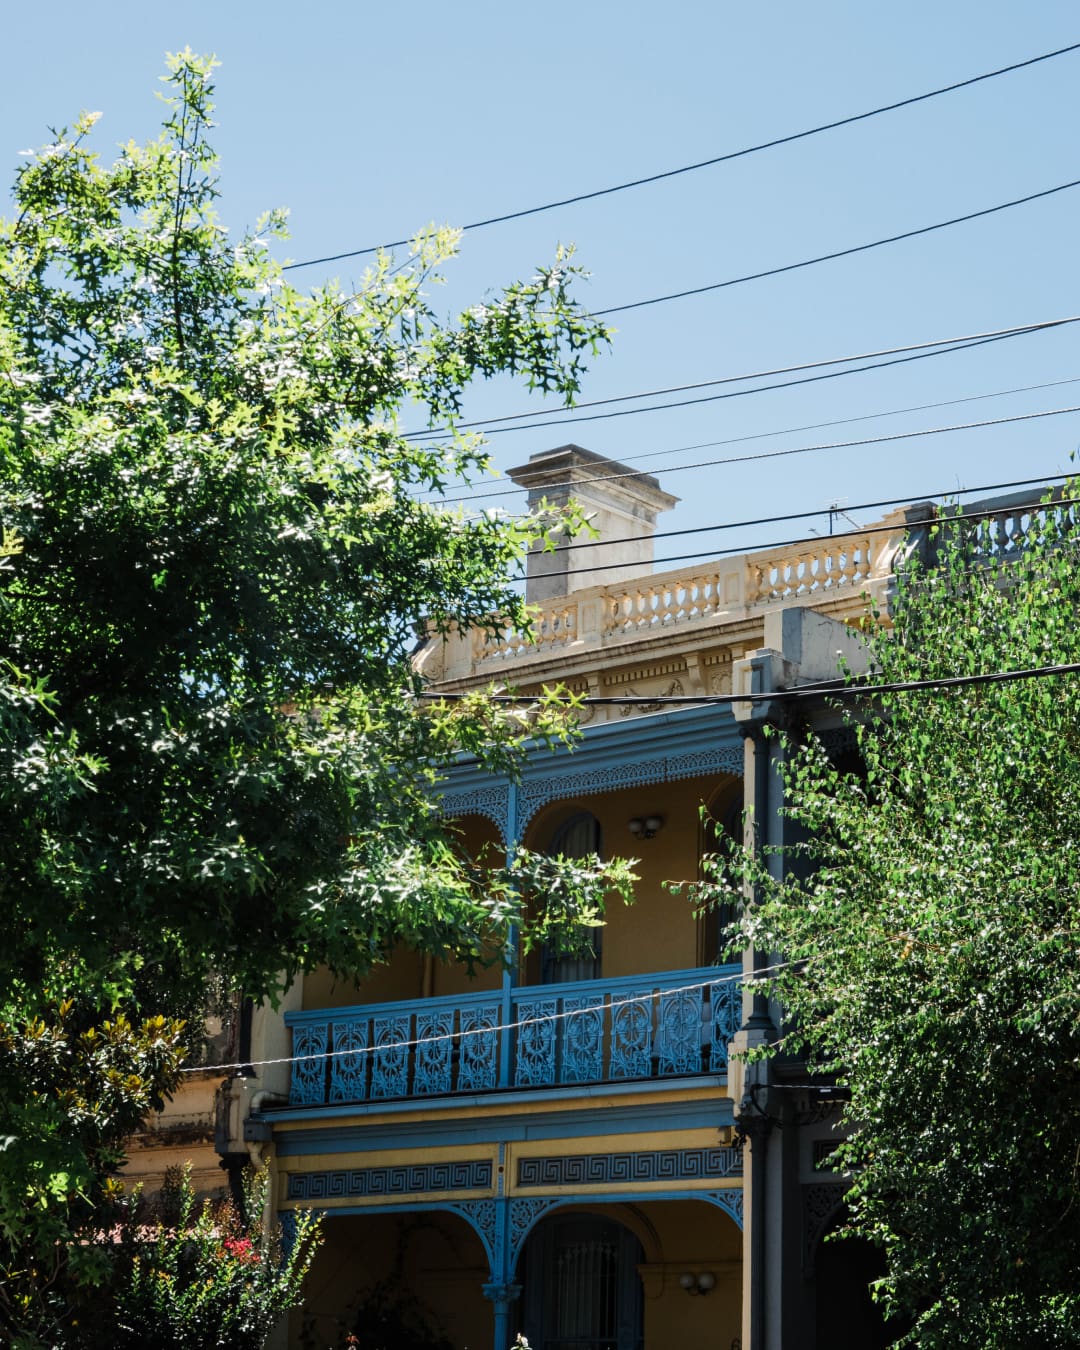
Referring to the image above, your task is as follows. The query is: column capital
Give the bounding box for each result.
[482,1280,522,1306]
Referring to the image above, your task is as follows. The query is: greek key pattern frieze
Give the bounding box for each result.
[286,1159,493,1203]
[516,1147,742,1189]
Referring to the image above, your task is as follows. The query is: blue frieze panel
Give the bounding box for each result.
[516,1147,743,1188]
[287,1158,493,1202]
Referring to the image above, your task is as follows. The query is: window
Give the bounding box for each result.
[542,812,602,984]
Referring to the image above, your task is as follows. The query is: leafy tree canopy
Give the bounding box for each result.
[703,497,1080,1347]
[0,51,632,1346]
[0,50,624,1012]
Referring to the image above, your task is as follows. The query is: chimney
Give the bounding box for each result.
[507,444,679,603]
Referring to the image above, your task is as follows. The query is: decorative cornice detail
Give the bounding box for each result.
[601,658,688,687]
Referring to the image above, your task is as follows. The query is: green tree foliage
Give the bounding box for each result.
[0,51,631,1347]
[107,1166,319,1350]
[704,496,1080,1346]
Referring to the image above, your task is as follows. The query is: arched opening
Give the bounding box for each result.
[294,1209,488,1349]
[814,1208,898,1350]
[519,1211,643,1350]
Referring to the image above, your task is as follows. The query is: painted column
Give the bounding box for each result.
[731,651,787,1350]
[498,780,520,1088]
[482,1275,522,1350]
[485,1175,519,1350]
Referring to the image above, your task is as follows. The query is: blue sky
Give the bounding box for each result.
[4,2,1079,557]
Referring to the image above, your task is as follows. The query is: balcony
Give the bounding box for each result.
[284,965,742,1108]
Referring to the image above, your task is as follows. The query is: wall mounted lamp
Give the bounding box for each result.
[627,815,664,840]
[678,1271,716,1296]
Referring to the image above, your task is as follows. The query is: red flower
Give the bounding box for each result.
[222,1236,259,1264]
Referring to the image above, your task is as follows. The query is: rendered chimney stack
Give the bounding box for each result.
[507,445,679,603]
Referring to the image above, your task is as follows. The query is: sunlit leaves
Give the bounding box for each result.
[699,492,1080,1348]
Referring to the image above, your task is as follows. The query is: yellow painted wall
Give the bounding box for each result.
[299,771,741,1016]
[523,773,739,980]
[302,948,425,1011]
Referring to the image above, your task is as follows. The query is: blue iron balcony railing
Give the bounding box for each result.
[284,964,742,1108]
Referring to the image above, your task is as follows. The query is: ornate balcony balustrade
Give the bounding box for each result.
[284,965,742,1108]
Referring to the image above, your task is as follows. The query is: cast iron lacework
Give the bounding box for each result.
[655,985,704,1075]
[291,1022,329,1105]
[610,990,653,1079]
[509,1198,558,1262]
[278,1210,298,1258]
[560,994,605,1082]
[705,1189,744,1229]
[458,1003,500,1090]
[514,742,744,834]
[517,1147,743,1187]
[447,1198,498,1265]
[371,1013,411,1099]
[285,1159,493,1202]
[285,965,741,1105]
[803,1183,849,1273]
[514,996,557,1087]
[329,1019,367,1102]
[711,976,741,1063]
[414,1007,455,1096]
[434,783,510,841]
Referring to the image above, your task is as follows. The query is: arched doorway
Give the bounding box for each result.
[814,1210,898,1350]
[519,1212,643,1350]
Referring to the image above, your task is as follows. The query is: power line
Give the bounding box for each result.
[422,487,1077,592]
[416,660,1080,709]
[407,315,1080,441]
[562,488,1080,578]
[280,40,1080,273]
[433,373,1080,506]
[182,961,790,1075]
[428,402,1080,514]
[595,178,1080,317]
[549,470,1078,556]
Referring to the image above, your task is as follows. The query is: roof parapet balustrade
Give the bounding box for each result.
[283,965,741,1109]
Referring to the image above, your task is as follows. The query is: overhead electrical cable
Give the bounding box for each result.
[181,961,797,1075]
[415,661,1080,708]
[407,315,1080,441]
[433,374,1080,506]
[548,471,1079,555]
[280,40,1080,272]
[595,178,1080,317]
[425,402,1080,510]
[417,487,1077,583]
[564,490,1080,578]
